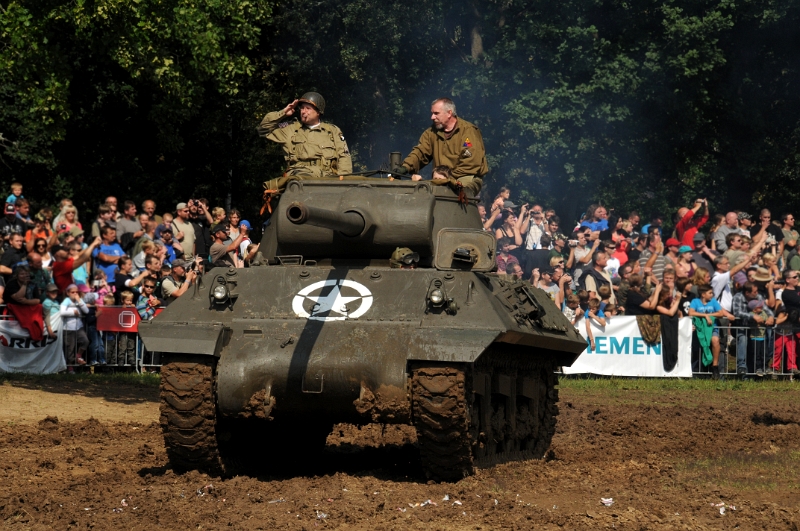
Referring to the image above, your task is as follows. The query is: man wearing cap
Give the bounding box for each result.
[171,202,196,262]
[675,199,709,247]
[257,92,352,178]
[160,259,199,304]
[712,212,742,252]
[664,237,682,269]
[691,232,717,274]
[0,203,25,249]
[158,226,180,265]
[396,97,488,194]
[751,208,784,258]
[737,211,754,237]
[209,223,246,266]
[237,221,260,265]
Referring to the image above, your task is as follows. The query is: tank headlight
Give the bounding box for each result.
[429,289,444,306]
[212,285,228,302]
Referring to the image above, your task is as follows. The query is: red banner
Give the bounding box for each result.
[96,306,141,333]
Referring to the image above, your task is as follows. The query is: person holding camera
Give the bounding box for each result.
[188,199,214,261]
[210,223,246,266]
[751,209,784,259]
[675,198,709,247]
[160,258,200,305]
[171,202,196,262]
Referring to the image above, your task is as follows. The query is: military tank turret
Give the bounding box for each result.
[139,178,586,480]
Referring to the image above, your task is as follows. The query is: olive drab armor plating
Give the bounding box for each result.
[140,179,587,481]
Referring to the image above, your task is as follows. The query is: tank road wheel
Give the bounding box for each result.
[160,355,224,475]
[412,357,559,481]
[472,358,559,468]
[411,365,474,481]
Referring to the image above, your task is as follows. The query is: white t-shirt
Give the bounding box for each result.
[711,271,732,311]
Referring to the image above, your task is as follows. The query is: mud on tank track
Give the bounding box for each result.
[2,379,800,530]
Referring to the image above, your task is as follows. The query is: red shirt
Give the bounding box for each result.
[52,257,75,293]
[676,210,709,247]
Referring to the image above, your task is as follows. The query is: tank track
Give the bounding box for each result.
[411,350,559,481]
[160,355,225,475]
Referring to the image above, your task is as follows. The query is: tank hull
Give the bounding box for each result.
[141,265,585,425]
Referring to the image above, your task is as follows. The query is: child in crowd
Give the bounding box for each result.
[42,283,59,337]
[155,212,174,240]
[604,303,618,317]
[587,298,607,327]
[496,237,519,276]
[676,277,694,317]
[101,293,118,364]
[80,284,106,365]
[577,289,590,313]
[747,299,768,377]
[112,291,138,366]
[6,182,23,204]
[91,269,112,300]
[761,252,781,280]
[597,284,612,313]
[563,293,583,326]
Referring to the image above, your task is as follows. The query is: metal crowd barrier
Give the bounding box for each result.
[692,324,799,379]
[0,305,161,374]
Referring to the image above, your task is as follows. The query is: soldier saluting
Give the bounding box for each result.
[257,92,353,178]
[394,98,488,193]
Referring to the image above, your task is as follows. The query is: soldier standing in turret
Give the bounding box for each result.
[393,97,488,194]
[257,92,353,178]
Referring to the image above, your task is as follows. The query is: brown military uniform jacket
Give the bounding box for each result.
[402,118,488,179]
[257,110,353,177]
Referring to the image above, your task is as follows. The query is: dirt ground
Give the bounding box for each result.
[2,378,800,530]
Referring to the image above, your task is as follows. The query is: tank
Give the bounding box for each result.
[139,179,587,480]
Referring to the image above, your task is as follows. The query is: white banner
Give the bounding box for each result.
[0,314,65,375]
[563,316,693,377]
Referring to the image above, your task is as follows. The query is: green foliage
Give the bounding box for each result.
[1,0,799,226]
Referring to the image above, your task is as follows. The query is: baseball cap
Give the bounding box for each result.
[693,232,705,242]
[4,203,15,214]
[211,223,228,234]
[176,202,187,211]
[46,283,58,292]
[733,272,747,285]
[503,201,518,210]
[240,220,251,230]
[678,245,692,253]
[747,299,763,311]
[69,226,84,237]
[666,238,680,247]
[172,259,189,268]
[738,211,751,221]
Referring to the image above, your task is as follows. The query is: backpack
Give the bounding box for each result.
[120,232,139,255]
[578,268,610,294]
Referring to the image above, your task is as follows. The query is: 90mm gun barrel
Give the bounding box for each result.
[285,201,365,237]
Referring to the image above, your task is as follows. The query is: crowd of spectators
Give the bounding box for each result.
[0,182,260,372]
[483,192,800,379]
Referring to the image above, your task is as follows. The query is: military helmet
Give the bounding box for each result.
[298,92,325,114]
[390,247,420,268]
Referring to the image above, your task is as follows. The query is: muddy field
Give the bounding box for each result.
[2,377,800,530]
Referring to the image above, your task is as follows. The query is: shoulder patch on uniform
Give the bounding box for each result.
[279,121,291,129]
[463,137,472,148]
[463,148,472,158]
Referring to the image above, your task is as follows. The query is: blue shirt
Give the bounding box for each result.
[580,219,608,232]
[6,194,22,205]
[690,298,722,314]
[92,242,125,280]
